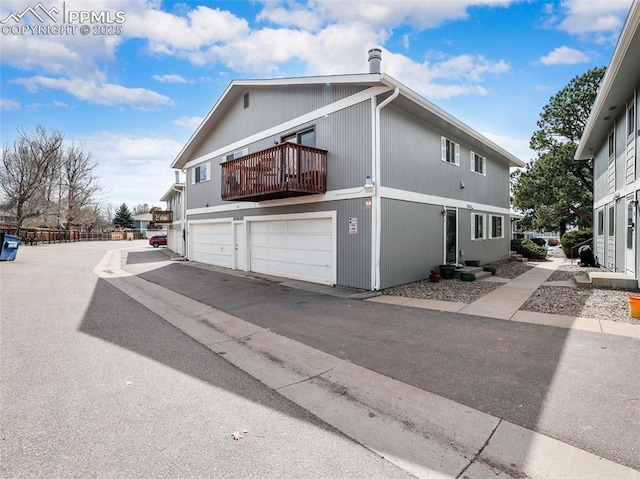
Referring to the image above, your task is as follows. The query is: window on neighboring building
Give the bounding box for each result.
[471,151,486,175]
[243,92,249,109]
[608,129,615,160]
[597,210,604,236]
[193,162,210,184]
[628,102,636,140]
[490,215,503,239]
[472,213,485,240]
[441,137,459,165]
[608,206,615,237]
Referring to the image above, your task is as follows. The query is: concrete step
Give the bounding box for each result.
[454,266,484,279]
[574,274,591,289]
[588,272,638,290]
[474,271,493,281]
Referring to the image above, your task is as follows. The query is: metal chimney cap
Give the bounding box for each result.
[368,48,382,74]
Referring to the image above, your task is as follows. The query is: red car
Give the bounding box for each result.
[149,235,167,248]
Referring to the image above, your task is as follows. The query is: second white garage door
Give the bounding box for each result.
[249,217,334,285]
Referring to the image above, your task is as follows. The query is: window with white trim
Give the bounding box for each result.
[628,101,636,141]
[441,136,459,165]
[471,151,486,175]
[597,210,604,236]
[224,148,248,162]
[471,213,486,240]
[193,162,210,184]
[608,206,615,237]
[608,129,615,161]
[490,215,503,239]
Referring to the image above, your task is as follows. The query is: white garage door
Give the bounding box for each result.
[250,217,334,285]
[170,227,183,256]
[190,221,233,267]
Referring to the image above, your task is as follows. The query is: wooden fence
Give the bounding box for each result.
[0,226,145,245]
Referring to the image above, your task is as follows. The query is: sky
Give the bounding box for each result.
[0,0,635,211]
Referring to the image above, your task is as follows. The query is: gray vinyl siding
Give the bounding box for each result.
[380,104,508,208]
[379,199,443,289]
[457,209,509,264]
[191,85,368,159]
[187,101,372,210]
[593,142,610,203]
[379,200,509,289]
[187,199,372,290]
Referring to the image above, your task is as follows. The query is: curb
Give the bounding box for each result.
[94,249,639,479]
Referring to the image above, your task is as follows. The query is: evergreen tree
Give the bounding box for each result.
[113,202,135,229]
[511,66,606,237]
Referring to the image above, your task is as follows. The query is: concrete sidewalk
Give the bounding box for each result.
[368,258,640,339]
[97,248,640,478]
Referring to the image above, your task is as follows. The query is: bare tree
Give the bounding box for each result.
[1,126,102,229]
[62,142,100,229]
[0,126,62,226]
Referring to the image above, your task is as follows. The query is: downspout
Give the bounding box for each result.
[181,169,188,258]
[373,87,400,290]
[171,184,185,256]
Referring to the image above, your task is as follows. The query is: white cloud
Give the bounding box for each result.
[173,116,203,129]
[12,76,174,110]
[556,0,632,41]
[1,98,21,110]
[153,74,189,83]
[84,131,184,206]
[538,46,590,65]
[481,132,535,164]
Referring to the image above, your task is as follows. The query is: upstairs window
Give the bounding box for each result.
[224,148,248,162]
[608,129,615,160]
[441,137,459,166]
[243,92,249,109]
[282,127,316,147]
[628,101,636,141]
[471,151,486,175]
[193,162,210,184]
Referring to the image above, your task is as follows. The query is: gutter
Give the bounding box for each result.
[372,87,400,290]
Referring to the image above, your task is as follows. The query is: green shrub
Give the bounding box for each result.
[561,229,593,257]
[519,239,547,260]
[530,237,547,247]
[511,238,547,259]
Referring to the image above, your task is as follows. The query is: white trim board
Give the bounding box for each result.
[186,187,511,217]
[182,86,391,170]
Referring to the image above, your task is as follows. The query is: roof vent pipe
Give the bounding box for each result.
[368,48,382,74]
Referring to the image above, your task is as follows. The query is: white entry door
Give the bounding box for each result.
[249,216,335,285]
[626,195,636,276]
[234,221,246,271]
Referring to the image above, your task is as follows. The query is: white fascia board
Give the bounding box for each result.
[185,186,510,217]
[380,186,512,215]
[186,187,369,216]
[160,183,185,202]
[378,74,526,168]
[181,85,391,170]
[576,1,639,160]
[172,74,384,169]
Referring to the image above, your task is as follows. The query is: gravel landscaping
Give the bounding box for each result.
[383,258,640,325]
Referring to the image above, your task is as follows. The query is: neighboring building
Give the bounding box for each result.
[133,213,165,238]
[160,177,186,256]
[0,210,18,224]
[575,1,639,277]
[168,49,524,290]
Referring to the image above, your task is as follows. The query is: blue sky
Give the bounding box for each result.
[0,0,634,210]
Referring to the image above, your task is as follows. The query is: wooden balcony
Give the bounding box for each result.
[221,143,327,201]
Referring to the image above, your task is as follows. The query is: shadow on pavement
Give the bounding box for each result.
[84,249,640,473]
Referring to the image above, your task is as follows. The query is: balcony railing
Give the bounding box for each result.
[221,143,327,201]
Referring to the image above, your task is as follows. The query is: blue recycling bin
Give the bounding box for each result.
[0,233,20,261]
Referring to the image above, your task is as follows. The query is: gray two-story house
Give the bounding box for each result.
[169,50,524,290]
[575,0,639,283]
